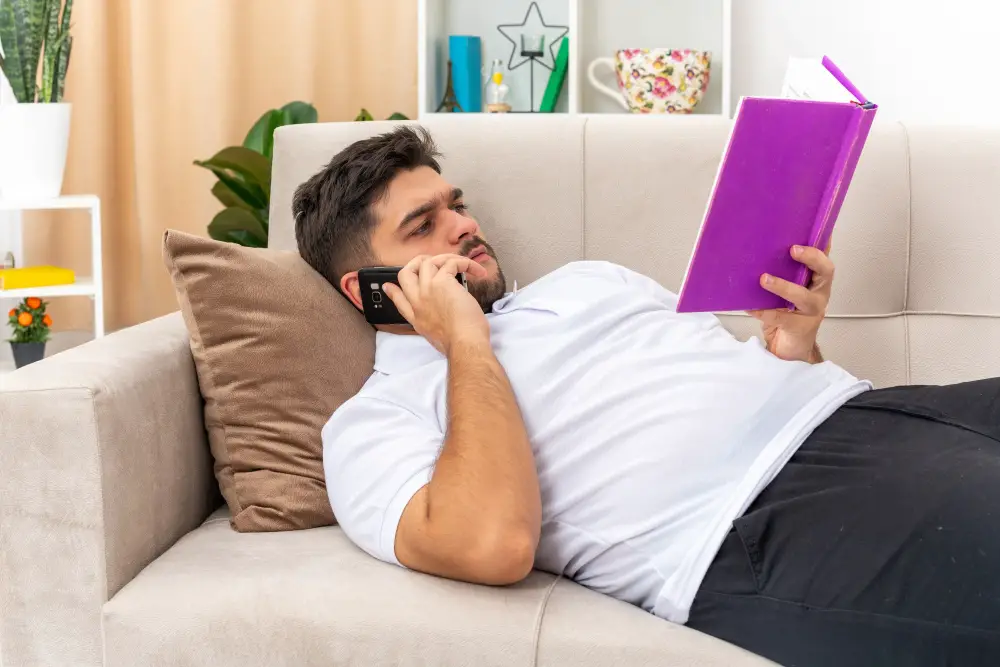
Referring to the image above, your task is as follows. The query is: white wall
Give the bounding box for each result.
[733,0,1000,124]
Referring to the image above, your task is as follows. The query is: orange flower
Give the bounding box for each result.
[25,297,42,309]
[7,308,15,318]
[17,312,33,327]
[42,314,53,327]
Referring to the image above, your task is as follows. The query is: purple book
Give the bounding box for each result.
[676,57,877,313]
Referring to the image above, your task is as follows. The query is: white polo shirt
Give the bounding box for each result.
[322,261,871,623]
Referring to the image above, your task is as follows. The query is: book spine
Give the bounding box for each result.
[791,107,875,307]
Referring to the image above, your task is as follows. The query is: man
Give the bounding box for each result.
[293,126,1000,666]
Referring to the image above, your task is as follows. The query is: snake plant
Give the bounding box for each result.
[0,0,74,103]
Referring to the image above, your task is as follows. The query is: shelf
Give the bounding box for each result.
[577,0,729,116]
[0,194,100,212]
[421,0,572,116]
[419,0,731,119]
[1,278,95,299]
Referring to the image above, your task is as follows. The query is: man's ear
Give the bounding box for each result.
[340,271,364,311]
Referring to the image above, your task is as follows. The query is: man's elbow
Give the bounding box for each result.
[466,527,537,586]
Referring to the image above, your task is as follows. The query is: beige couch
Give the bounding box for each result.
[3,115,1000,666]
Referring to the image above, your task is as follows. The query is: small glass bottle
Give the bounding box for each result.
[484,59,511,113]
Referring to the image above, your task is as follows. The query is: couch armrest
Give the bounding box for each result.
[0,311,216,667]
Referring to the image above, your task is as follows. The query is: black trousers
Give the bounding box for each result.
[687,378,1000,667]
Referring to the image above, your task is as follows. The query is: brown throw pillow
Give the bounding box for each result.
[162,229,375,531]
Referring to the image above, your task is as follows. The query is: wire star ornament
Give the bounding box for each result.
[496,2,569,72]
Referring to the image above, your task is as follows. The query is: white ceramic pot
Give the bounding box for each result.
[0,103,72,200]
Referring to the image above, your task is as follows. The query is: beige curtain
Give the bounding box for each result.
[24,0,417,333]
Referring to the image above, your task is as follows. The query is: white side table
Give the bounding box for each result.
[0,195,105,338]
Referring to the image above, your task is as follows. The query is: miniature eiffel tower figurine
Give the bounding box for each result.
[436,60,464,113]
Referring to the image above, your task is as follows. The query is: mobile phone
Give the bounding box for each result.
[357,266,467,326]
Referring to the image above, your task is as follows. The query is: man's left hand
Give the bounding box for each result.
[746,244,834,364]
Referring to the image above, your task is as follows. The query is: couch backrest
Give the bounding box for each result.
[270,115,1000,389]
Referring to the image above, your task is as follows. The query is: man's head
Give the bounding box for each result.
[293,126,506,315]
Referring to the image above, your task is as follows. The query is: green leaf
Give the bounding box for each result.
[0,1,29,102]
[59,0,72,40]
[211,180,252,211]
[41,25,68,103]
[53,34,70,102]
[201,168,267,210]
[6,0,35,102]
[386,112,409,121]
[354,108,374,121]
[22,0,47,101]
[225,230,266,248]
[194,145,271,196]
[207,207,268,247]
[52,0,72,102]
[243,109,282,158]
[280,101,317,125]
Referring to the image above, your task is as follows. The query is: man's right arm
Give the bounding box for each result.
[395,335,540,586]
[383,254,541,586]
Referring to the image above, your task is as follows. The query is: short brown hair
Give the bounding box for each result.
[293,125,442,290]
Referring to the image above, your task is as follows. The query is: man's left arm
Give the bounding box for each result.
[747,244,835,364]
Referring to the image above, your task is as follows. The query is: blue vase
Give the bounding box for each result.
[449,35,482,112]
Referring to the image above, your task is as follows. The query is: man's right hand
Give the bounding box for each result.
[383,254,490,355]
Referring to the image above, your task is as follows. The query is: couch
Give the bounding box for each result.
[3,115,1000,667]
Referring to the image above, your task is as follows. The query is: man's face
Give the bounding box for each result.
[341,166,507,313]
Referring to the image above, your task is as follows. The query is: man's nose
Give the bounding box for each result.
[446,209,480,245]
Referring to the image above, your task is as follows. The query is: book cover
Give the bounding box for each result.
[676,56,877,313]
[540,37,569,113]
[0,265,76,290]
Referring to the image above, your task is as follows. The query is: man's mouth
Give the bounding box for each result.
[466,245,490,265]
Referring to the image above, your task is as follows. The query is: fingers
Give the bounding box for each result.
[760,273,825,316]
[382,283,415,322]
[397,255,426,300]
[746,309,785,328]
[791,245,834,282]
[438,256,463,279]
[431,253,487,278]
[418,256,438,293]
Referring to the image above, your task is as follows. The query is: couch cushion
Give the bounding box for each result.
[102,509,775,667]
[162,230,375,531]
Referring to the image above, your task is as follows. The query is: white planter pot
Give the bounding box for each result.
[0,103,72,200]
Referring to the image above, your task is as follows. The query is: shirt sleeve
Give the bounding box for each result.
[321,396,444,567]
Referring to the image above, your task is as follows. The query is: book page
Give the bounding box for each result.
[781,57,858,103]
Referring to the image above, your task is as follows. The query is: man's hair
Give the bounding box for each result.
[292,125,442,290]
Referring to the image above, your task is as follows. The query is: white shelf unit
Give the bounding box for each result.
[0,194,105,338]
[418,0,732,118]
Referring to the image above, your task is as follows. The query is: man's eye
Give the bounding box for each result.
[413,220,432,236]
[453,203,468,214]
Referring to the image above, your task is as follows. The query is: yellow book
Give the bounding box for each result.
[0,266,76,291]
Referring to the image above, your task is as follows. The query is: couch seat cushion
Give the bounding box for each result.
[102,509,774,667]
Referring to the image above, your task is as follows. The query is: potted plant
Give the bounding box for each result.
[0,0,74,200]
[7,296,52,368]
[193,102,408,247]
[193,101,318,247]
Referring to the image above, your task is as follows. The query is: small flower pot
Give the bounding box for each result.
[10,342,46,369]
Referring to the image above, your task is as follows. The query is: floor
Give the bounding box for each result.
[0,330,95,374]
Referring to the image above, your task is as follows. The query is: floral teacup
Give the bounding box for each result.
[587,49,711,113]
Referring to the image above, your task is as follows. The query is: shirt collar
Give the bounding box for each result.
[372,282,519,375]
